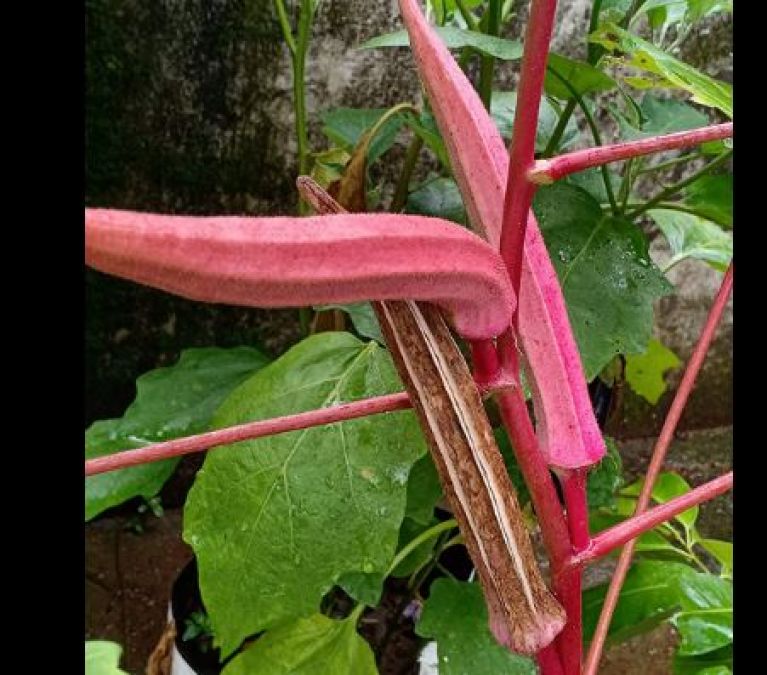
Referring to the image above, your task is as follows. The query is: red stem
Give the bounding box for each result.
[537,644,566,675]
[528,123,733,183]
[583,263,733,675]
[500,0,559,311]
[85,392,411,476]
[561,469,590,553]
[571,471,733,568]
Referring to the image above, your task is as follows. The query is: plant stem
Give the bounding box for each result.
[454,0,480,29]
[390,136,425,212]
[583,264,733,675]
[617,158,635,214]
[570,472,733,568]
[478,0,502,110]
[500,0,560,315]
[385,519,458,577]
[542,99,577,158]
[586,0,603,63]
[545,68,618,214]
[528,123,733,183]
[627,150,733,219]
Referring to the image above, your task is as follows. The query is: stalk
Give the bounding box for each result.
[583,264,733,675]
[478,0,502,110]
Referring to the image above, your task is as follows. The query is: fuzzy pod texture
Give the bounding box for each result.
[398,0,605,469]
[85,208,516,341]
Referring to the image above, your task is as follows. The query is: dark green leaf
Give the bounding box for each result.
[184,333,427,656]
[681,175,732,228]
[625,338,681,405]
[221,614,377,675]
[673,645,732,674]
[545,53,617,99]
[671,575,732,656]
[406,177,468,225]
[85,347,270,521]
[405,453,444,525]
[534,183,672,378]
[85,641,128,675]
[408,112,451,167]
[314,303,384,343]
[360,27,523,61]
[614,95,709,140]
[590,24,732,117]
[416,578,537,674]
[390,516,442,578]
[338,571,386,607]
[586,437,624,509]
[491,91,579,151]
[648,209,732,272]
[320,108,407,164]
[565,167,621,205]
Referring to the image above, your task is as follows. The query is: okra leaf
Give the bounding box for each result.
[184,333,427,657]
[416,578,537,675]
[85,641,128,675]
[545,53,617,99]
[320,108,407,164]
[614,95,710,140]
[406,177,468,226]
[625,338,681,405]
[648,209,732,272]
[534,183,672,379]
[671,574,732,656]
[360,26,523,61]
[221,614,376,675]
[681,175,733,229]
[85,346,270,521]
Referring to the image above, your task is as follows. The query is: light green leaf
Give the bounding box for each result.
[589,510,688,560]
[699,539,732,578]
[534,183,672,378]
[406,177,468,226]
[648,209,732,272]
[360,26,523,61]
[583,560,698,643]
[85,347,269,521]
[184,333,427,657]
[545,52,617,99]
[320,108,407,164]
[590,24,732,117]
[85,641,128,675]
[622,472,699,535]
[681,175,733,228]
[672,575,732,656]
[221,614,376,675]
[416,578,537,675]
[673,645,733,674]
[625,338,681,404]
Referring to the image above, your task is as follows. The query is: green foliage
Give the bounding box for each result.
[681,175,733,228]
[85,347,269,520]
[314,303,384,343]
[85,641,128,675]
[534,183,672,378]
[545,53,616,99]
[648,209,733,272]
[360,26,523,61]
[615,94,710,139]
[491,91,579,150]
[184,333,427,657]
[222,613,376,675]
[320,108,407,164]
[625,338,681,404]
[406,177,468,225]
[591,24,732,117]
[416,578,537,675]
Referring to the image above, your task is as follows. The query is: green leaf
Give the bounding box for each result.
[416,578,537,675]
[681,175,733,228]
[622,472,699,535]
[404,453,444,525]
[314,303,384,344]
[586,437,624,509]
[698,539,732,578]
[590,24,732,117]
[389,515,442,578]
[337,570,386,607]
[625,338,681,404]
[583,560,698,643]
[320,108,407,164]
[407,112,451,168]
[648,209,732,272]
[85,347,270,521]
[184,333,427,657]
[85,641,128,675]
[616,94,709,140]
[545,53,617,99]
[590,510,688,561]
[671,575,732,656]
[406,177,468,225]
[534,183,672,378]
[565,167,621,205]
[673,645,733,674]
[221,614,377,675]
[360,26,523,61]
[491,91,580,151]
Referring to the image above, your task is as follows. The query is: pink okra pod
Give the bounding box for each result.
[85,208,516,341]
[398,0,604,469]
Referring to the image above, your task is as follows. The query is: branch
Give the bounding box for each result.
[583,263,734,675]
[528,123,733,184]
[571,472,733,568]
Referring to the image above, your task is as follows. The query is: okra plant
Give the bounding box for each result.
[85,1,733,673]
